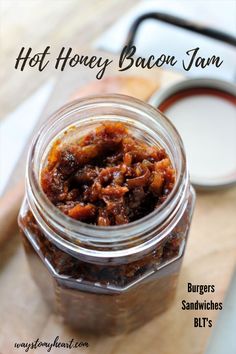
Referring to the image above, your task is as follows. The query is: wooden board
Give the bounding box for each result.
[1,52,236,354]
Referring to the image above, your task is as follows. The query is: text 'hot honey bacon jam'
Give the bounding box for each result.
[18,95,195,335]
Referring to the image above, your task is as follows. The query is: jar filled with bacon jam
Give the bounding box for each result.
[18,94,195,335]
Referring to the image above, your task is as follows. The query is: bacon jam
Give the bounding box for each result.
[41,122,175,225]
[19,116,195,335]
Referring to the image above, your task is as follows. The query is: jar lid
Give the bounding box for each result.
[149,78,236,190]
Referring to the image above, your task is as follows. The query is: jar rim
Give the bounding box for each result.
[26,94,188,257]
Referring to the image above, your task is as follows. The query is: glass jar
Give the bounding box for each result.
[18,95,195,335]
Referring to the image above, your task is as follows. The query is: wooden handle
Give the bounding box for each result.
[0,180,25,247]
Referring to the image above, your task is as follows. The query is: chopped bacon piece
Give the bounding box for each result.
[41,122,175,225]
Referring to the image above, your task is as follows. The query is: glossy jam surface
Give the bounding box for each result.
[41,122,175,225]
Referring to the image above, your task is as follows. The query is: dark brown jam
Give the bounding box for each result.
[19,118,195,335]
[41,122,175,225]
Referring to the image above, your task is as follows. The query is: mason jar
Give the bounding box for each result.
[18,95,195,335]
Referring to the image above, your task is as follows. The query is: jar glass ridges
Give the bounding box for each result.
[18,95,195,335]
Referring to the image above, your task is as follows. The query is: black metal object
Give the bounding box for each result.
[125,12,236,48]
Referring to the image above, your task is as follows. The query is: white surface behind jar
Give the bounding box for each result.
[95,0,236,81]
[205,268,236,354]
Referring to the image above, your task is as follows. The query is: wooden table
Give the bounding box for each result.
[1,62,236,354]
[1,2,236,354]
